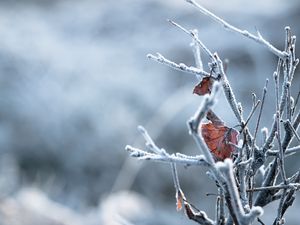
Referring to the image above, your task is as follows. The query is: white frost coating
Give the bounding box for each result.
[186,0,288,59]
[147,53,210,77]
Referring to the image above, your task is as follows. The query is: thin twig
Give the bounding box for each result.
[248,183,300,192]
[214,53,243,123]
[185,0,288,59]
[285,120,300,142]
[275,116,288,224]
[243,99,260,128]
[168,20,215,61]
[147,53,210,77]
[190,29,204,72]
[262,59,284,153]
[125,145,209,167]
[292,91,300,116]
[217,188,225,225]
[253,79,269,146]
[267,145,300,156]
[171,163,181,193]
[218,160,263,225]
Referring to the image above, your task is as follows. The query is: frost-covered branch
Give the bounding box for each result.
[168,20,215,61]
[147,53,210,77]
[125,141,209,167]
[214,53,243,124]
[248,183,300,192]
[190,29,204,72]
[218,160,263,225]
[267,145,300,157]
[185,0,288,59]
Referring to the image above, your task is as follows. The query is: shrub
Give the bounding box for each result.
[126,1,300,224]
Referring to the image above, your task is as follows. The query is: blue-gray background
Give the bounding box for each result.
[0,0,299,224]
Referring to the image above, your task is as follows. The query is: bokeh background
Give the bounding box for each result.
[0,0,299,224]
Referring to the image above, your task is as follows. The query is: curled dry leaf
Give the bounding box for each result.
[193,77,214,95]
[176,189,213,224]
[201,110,239,161]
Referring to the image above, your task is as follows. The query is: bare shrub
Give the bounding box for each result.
[126,1,300,224]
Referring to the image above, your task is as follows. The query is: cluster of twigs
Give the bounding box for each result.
[125,0,300,224]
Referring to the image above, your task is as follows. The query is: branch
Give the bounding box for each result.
[217,159,263,225]
[147,53,210,77]
[267,145,300,157]
[285,120,300,143]
[190,29,204,72]
[247,183,300,192]
[185,0,288,59]
[216,188,226,225]
[281,172,300,217]
[214,53,243,124]
[125,145,209,167]
[253,80,269,146]
[168,20,215,61]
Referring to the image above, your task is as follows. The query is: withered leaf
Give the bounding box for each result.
[201,110,239,161]
[193,77,214,96]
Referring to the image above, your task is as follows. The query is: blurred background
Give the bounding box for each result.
[0,0,299,224]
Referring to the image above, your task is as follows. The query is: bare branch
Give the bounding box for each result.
[247,183,300,192]
[253,79,268,146]
[185,0,288,59]
[214,53,243,124]
[125,145,209,167]
[171,163,181,195]
[285,120,300,142]
[147,53,210,77]
[168,20,215,61]
[267,145,300,157]
[217,159,263,225]
[190,29,204,72]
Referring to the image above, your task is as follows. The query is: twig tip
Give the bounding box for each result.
[125,145,132,151]
[137,125,146,133]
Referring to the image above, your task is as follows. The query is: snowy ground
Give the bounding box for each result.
[0,0,299,224]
